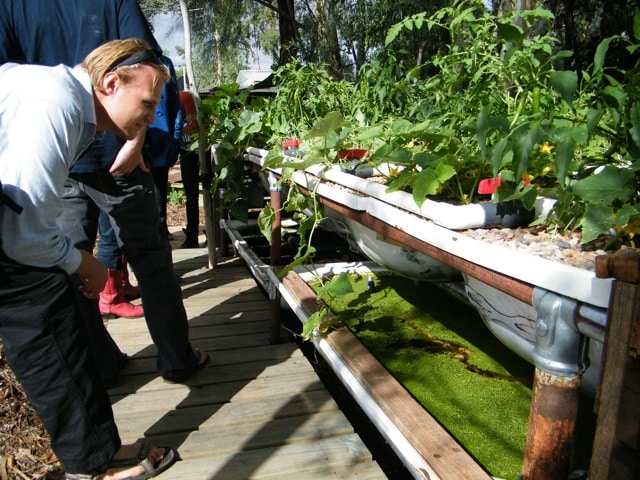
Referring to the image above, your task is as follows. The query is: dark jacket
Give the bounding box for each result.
[0,0,162,172]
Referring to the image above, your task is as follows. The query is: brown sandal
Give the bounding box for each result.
[162,348,210,383]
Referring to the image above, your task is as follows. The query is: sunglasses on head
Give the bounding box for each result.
[109,49,161,72]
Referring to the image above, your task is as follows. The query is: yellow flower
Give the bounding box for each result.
[539,142,555,155]
[622,220,640,239]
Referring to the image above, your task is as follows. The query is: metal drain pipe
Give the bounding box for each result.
[521,289,590,480]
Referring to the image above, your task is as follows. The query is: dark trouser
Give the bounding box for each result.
[150,166,170,238]
[179,150,200,240]
[58,169,198,379]
[0,255,120,473]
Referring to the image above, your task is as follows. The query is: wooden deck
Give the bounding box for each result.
[105,239,390,479]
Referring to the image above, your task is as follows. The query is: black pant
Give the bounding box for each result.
[179,149,200,240]
[0,255,120,472]
[151,166,170,237]
[58,171,198,379]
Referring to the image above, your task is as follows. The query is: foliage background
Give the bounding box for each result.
[139,0,638,88]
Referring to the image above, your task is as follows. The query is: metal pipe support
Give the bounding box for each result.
[521,289,590,480]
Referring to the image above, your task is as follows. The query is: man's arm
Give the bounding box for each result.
[109,127,149,174]
[75,250,107,298]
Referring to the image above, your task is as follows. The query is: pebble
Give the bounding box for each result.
[460,226,602,271]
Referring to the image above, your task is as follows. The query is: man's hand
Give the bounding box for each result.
[75,250,107,299]
[109,128,149,174]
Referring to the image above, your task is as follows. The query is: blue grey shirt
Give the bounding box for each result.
[0,63,96,272]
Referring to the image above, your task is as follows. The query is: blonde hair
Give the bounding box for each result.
[82,38,170,92]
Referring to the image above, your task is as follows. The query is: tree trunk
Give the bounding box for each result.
[277,0,297,66]
[180,0,217,268]
[316,0,342,79]
[213,20,223,85]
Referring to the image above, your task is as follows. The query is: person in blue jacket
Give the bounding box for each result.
[0,0,210,384]
[148,54,183,239]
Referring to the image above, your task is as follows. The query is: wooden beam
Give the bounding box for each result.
[590,251,640,479]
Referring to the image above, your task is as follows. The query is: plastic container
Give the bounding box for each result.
[283,139,301,157]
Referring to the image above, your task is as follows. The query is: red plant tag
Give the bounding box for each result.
[478,177,530,194]
[478,177,502,194]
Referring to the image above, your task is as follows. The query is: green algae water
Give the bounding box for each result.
[311,271,596,480]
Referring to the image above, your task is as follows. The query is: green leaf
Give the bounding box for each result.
[550,70,578,107]
[520,184,539,210]
[317,272,353,299]
[512,124,538,180]
[305,112,350,139]
[613,204,640,227]
[586,107,604,137]
[277,245,317,277]
[477,107,489,158]
[412,163,456,206]
[302,311,323,340]
[554,136,575,188]
[489,137,509,177]
[578,204,615,244]
[630,103,640,150]
[602,85,627,110]
[355,124,385,141]
[385,23,404,47]
[634,9,640,41]
[284,189,311,213]
[257,205,275,244]
[497,22,523,44]
[572,166,635,205]
[593,37,614,73]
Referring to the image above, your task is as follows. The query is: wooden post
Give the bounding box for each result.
[520,290,585,480]
[590,250,640,479]
[269,172,282,343]
[521,371,582,480]
[269,187,282,266]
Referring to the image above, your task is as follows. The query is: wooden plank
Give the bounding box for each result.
[114,389,340,437]
[113,343,302,371]
[182,296,268,316]
[590,280,640,479]
[145,410,357,458]
[109,317,272,342]
[109,355,318,395]
[152,434,379,480]
[113,332,277,355]
[110,372,326,414]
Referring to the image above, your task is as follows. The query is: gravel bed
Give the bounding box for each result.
[460,225,635,272]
